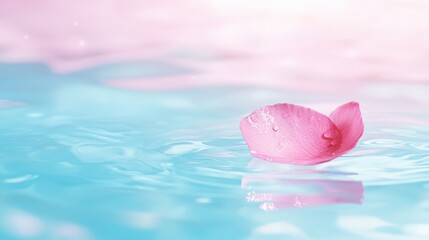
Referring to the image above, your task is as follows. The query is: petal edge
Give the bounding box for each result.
[329,101,364,155]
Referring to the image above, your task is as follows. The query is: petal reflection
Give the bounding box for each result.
[242,159,364,210]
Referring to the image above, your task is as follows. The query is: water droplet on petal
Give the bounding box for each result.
[323,132,333,139]
[323,129,339,139]
[330,138,341,146]
[272,125,279,132]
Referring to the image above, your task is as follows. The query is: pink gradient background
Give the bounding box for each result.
[1,0,428,91]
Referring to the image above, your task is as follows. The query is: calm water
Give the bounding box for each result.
[1,61,429,240]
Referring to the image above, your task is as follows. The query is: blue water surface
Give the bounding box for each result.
[1,61,429,240]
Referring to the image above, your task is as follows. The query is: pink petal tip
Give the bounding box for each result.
[240,102,363,165]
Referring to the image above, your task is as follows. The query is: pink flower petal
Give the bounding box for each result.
[240,102,364,164]
[240,103,343,165]
[329,101,364,155]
